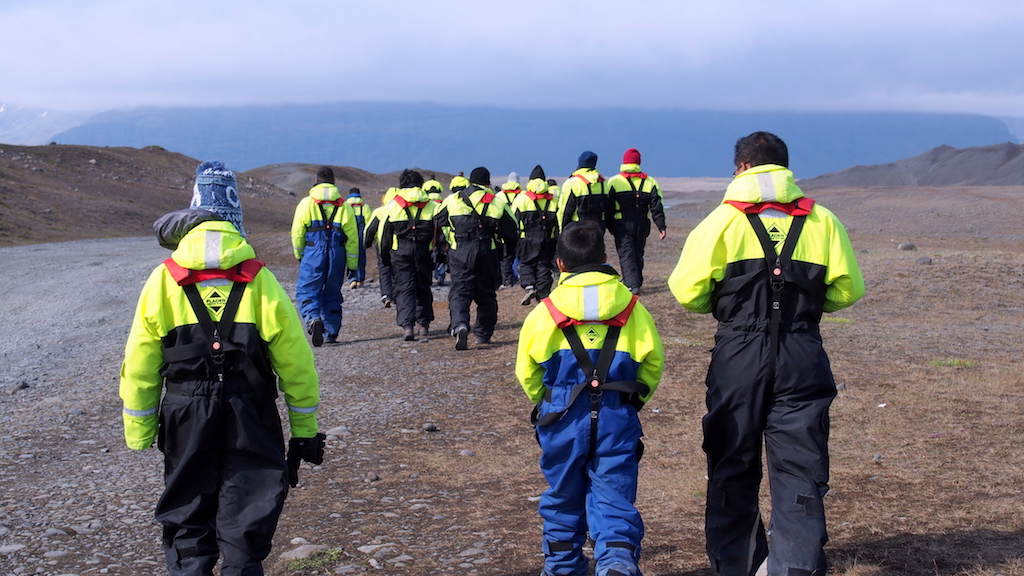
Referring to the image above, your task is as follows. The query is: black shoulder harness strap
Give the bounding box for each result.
[165,280,274,401]
[746,213,806,382]
[306,203,340,233]
[532,323,649,428]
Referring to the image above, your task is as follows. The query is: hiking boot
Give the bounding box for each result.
[474,334,490,345]
[307,318,324,348]
[381,295,392,308]
[416,324,429,341]
[325,334,338,344]
[454,325,469,351]
[403,326,416,341]
[522,286,536,306]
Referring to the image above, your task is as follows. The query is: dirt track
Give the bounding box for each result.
[2,184,1024,576]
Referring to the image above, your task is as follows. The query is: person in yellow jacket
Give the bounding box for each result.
[607,148,667,294]
[378,169,441,340]
[423,174,444,203]
[511,164,559,306]
[345,187,373,288]
[449,171,470,194]
[517,220,663,576]
[436,166,518,350]
[499,172,524,287]
[668,132,864,576]
[557,150,610,233]
[291,167,359,346]
[121,201,323,576]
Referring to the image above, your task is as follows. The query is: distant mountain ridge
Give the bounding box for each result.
[801,142,1024,188]
[50,103,1017,178]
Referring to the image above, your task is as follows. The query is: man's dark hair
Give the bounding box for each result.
[399,169,424,188]
[316,166,335,183]
[734,131,788,168]
[557,220,605,271]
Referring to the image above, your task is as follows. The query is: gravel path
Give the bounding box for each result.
[0,237,528,576]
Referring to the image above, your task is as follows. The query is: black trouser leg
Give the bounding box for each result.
[535,243,557,298]
[411,250,434,326]
[447,254,475,331]
[614,232,641,291]
[702,334,770,576]
[375,248,393,299]
[473,256,501,339]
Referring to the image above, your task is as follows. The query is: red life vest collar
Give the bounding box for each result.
[573,173,605,185]
[313,198,345,206]
[525,191,553,201]
[619,171,648,179]
[394,196,428,210]
[725,196,815,216]
[542,294,638,329]
[480,192,496,204]
[164,258,265,286]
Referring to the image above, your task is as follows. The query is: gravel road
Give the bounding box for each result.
[0,236,528,576]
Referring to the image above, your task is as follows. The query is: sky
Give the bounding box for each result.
[2,0,1024,117]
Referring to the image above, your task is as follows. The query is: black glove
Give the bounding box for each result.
[286,433,326,487]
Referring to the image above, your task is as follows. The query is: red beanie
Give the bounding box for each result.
[623,148,641,165]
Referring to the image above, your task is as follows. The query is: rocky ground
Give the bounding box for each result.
[2,184,1024,576]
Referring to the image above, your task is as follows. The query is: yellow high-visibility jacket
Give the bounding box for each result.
[290,182,359,268]
[668,164,864,317]
[120,221,320,450]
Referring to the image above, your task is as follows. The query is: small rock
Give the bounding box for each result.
[458,548,486,556]
[897,242,916,251]
[364,472,380,482]
[43,550,68,558]
[0,544,26,553]
[835,382,847,391]
[357,544,396,554]
[459,449,475,457]
[0,526,9,537]
[335,564,360,574]
[872,453,883,462]
[43,528,68,538]
[290,537,310,545]
[388,554,415,563]
[369,558,382,569]
[859,249,868,254]
[422,423,438,432]
[326,425,353,437]
[279,544,328,559]
[916,257,932,265]
[9,381,29,394]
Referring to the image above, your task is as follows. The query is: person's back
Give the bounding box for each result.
[558,151,609,233]
[437,166,518,349]
[345,187,372,287]
[511,164,559,305]
[667,131,863,576]
[379,169,440,340]
[290,167,359,346]
[606,148,667,294]
[517,220,663,576]
[122,206,323,575]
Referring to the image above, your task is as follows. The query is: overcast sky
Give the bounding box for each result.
[2,0,1023,117]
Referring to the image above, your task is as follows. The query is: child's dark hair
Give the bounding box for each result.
[557,220,605,270]
[316,166,335,183]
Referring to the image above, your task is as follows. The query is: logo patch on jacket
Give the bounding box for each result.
[583,327,601,343]
[205,290,228,314]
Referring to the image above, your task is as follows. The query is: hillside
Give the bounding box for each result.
[802,142,1024,188]
[51,103,1017,177]
[0,143,442,247]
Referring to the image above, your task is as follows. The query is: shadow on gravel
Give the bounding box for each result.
[828,529,1024,574]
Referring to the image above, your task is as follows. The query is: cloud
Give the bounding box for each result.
[2,0,1023,115]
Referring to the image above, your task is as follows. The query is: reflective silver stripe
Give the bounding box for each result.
[288,403,319,414]
[205,231,222,269]
[582,285,600,321]
[757,172,776,202]
[757,208,788,219]
[347,253,358,259]
[123,406,158,418]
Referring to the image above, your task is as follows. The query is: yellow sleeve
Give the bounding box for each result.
[255,268,321,438]
[629,303,665,402]
[668,206,731,314]
[291,198,311,260]
[339,203,360,270]
[821,208,865,312]
[515,306,550,404]
[119,267,170,450]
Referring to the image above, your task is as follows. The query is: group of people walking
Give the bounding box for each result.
[119,132,864,576]
[291,147,669,351]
